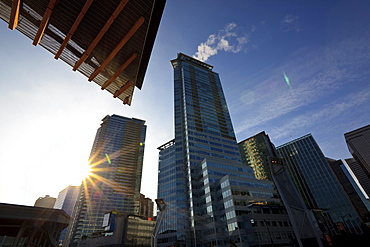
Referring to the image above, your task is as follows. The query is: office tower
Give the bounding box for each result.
[345,124,370,196]
[54,186,80,246]
[156,54,284,247]
[34,195,56,208]
[276,134,363,236]
[238,132,276,181]
[54,186,81,214]
[239,132,323,246]
[345,158,370,198]
[327,159,370,225]
[65,115,146,246]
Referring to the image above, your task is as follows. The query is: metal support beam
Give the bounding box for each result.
[55,0,94,59]
[88,17,144,81]
[101,53,137,90]
[32,0,58,46]
[8,0,21,30]
[113,81,133,98]
[72,0,129,70]
[11,220,27,247]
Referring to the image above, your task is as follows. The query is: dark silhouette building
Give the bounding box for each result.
[345,124,370,197]
[345,158,370,198]
[34,194,56,208]
[327,158,370,226]
[0,203,70,247]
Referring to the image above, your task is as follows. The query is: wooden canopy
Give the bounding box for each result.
[0,0,166,105]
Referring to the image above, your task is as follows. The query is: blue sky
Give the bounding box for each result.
[0,0,369,206]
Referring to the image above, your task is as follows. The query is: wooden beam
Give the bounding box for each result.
[101,53,137,90]
[88,16,144,81]
[113,81,133,98]
[8,0,21,30]
[33,0,58,46]
[55,0,94,59]
[72,0,129,70]
[123,95,131,105]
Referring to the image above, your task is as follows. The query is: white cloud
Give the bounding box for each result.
[269,90,370,139]
[281,14,300,32]
[193,23,249,61]
[233,34,370,138]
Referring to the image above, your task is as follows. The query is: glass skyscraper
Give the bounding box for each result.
[65,115,146,246]
[54,185,80,246]
[156,54,281,247]
[238,131,276,181]
[276,134,363,236]
[238,132,323,246]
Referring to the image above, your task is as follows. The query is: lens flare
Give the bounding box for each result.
[105,153,111,164]
[240,89,255,105]
[283,71,292,90]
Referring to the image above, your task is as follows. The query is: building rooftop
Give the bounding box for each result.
[0,0,166,105]
[344,124,370,137]
[171,52,214,71]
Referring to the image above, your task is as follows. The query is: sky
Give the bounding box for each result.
[0,0,370,207]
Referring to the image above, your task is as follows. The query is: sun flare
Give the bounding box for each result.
[80,163,94,179]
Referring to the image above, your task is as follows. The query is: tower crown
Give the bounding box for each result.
[170,52,213,70]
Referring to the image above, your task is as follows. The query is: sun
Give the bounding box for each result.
[80,163,94,179]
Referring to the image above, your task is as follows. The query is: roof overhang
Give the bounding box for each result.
[0,0,166,105]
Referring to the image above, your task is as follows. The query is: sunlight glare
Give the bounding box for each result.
[80,163,93,180]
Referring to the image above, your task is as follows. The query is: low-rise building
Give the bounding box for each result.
[78,211,155,247]
[0,203,69,247]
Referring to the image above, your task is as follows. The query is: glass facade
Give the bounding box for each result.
[156,53,279,247]
[276,134,363,235]
[238,131,276,180]
[238,132,323,246]
[65,115,146,246]
[157,139,188,245]
[54,185,80,246]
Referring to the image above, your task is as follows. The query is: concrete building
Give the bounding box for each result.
[327,158,370,226]
[139,193,154,219]
[345,124,370,196]
[34,195,56,208]
[65,115,146,246]
[345,158,370,198]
